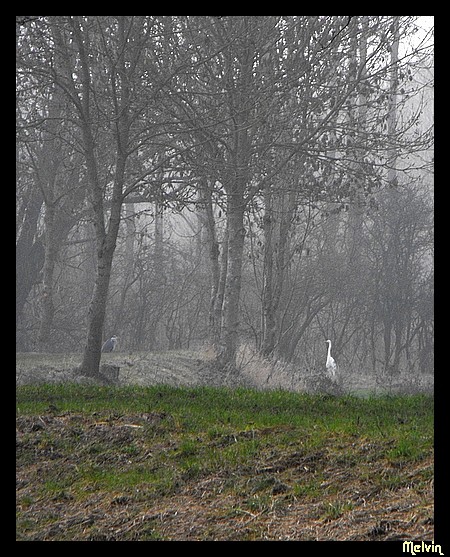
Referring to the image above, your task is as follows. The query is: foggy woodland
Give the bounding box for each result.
[16,16,434,385]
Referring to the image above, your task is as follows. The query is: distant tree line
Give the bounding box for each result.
[16,16,433,378]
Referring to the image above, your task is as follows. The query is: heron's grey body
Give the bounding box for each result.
[102,336,118,353]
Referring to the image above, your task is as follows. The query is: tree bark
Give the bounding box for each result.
[198,180,221,343]
[217,191,246,369]
[215,16,254,370]
[261,188,296,357]
[213,222,228,345]
[261,188,275,356]
[38,202,57,346]
[16,187,44,349]
[80,132,126,375]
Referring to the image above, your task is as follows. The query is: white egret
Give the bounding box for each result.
[325,339,337,380]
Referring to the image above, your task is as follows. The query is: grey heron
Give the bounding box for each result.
[102,335,118,353]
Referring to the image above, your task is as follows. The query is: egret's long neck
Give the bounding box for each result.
[327,342,332,358]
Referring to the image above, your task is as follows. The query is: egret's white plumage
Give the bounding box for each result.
[325,339,337,380]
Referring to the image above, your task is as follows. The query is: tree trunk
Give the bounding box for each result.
[38,202,57,347]
[261,188,296,357]
[261,188,275,356]
[80,250,115,374]
[80,131,125,376]
[387,16,400,187]
[217,192,246,369]
[16,187,44,349]
[80,125,126,376]
[346,16,368,260]
[213,223,228,345]
[112,202,137,334]
[214,16,254,370]
[154,201,164,284]
[74,16,130,377]
[381,16,400,376]
[198,180,221,343]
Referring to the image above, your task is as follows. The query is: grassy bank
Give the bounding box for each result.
[16,384,434,541]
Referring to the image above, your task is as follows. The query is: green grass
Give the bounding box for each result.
[16,384,434,541]
[16,383,433,429]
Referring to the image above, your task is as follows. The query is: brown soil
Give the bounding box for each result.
[16,412,434,541]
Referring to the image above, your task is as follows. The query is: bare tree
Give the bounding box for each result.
[18,16,182,375]
[17,16,433,385]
